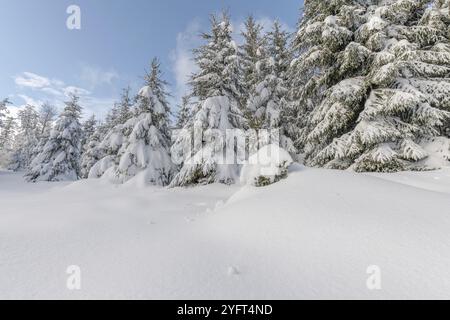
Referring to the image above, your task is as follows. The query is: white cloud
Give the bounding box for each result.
[169,19,201,104]
[14,72,52,89]
[17,94,44,107]
[79,96,116,120]
[41,87,63,96]
[10,70,116,121]
[80,65,119,90]
[64,86,91,97]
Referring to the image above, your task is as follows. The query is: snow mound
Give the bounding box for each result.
[240,144,293,186]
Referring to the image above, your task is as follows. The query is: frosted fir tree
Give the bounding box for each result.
[91,59,175,186]
[245,21,294,153]
[81,114,97,148]
[0,116,17,168]
[80,129,103,179]
[25,95,83,182]
[87,87,136,178]
[0,98,11,129]
[0,116,16,150]
[104,102,121,131]
[176,95,192,129]
[9,104,40,171]
[170,12,247,187]
[301,0,450,172]
[29,103,58,169]
[37,103,57,138]
[239,16,265,109]
[117,86,133,124]
[113,58,175,185]
[287,0,364,152]
[0,98,14,164]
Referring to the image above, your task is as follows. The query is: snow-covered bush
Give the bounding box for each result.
[240,144,293,187]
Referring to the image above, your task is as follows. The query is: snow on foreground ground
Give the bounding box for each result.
[1,166,450,299]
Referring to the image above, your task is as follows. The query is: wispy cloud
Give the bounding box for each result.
[79,65,119,90]
[11,71,115,120]
[14,72,52,89]
[17,94,44,107]
[169,19,201,104]
[63,86,91,97]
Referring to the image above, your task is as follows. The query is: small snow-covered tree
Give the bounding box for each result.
[25,95,83,182]
[38,103,57,137]
[0,98,11,129]
[117,86,133,124]
[80,129,103,179]
[170,12,247,187]
[176,95,192,129]
[0,116,17,168]
[81,114,97,148]
[29,103,58,169]
[9,104,40,171]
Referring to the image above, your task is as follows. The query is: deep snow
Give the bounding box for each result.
[1,166,450,299]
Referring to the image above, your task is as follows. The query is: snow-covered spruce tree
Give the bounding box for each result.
[239,16,265,110]
[301,0,450,172]
[170,12,247,187]
[0,98,14,167]
[246,21,294,152]
[0,116,17,168]
[9,104,40,171]
[37,103,57,138]
[87,87,135,178]
[117,86,133,124]
[81,114,97,148]
[91,59,175,186]
[287,0,365,152]
[25,95,83,182]
[176,95,192,129]
[0,98,11,129]
[29,103,58,169]
[80,128,103,179]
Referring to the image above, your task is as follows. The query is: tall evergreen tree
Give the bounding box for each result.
[296,0,450,172]
[170,12,247,186]
[245,21,294,152]
[287,0,362,152]
[239,16,265,109]
[90,59,175,185]
[25,95,83,182]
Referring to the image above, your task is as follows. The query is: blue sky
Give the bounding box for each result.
[0,0,303,119]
